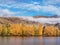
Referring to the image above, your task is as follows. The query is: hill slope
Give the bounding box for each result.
[0,16,60,36]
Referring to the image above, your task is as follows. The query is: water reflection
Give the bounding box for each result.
[0,37,60,45]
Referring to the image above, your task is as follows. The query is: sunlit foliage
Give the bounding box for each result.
[0,23,60,36]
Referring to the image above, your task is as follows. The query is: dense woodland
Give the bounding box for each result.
[0,17,60,36]
[0,23,60,36]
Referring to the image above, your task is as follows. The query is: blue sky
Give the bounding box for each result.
[0,0,60,16]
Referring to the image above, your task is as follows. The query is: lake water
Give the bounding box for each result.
[0,37,60,45]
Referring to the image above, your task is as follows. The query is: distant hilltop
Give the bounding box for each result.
[33,15,60,18]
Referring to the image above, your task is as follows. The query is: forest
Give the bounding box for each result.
[0,23,60,36]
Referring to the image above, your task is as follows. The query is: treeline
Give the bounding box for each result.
[0,23,60,36]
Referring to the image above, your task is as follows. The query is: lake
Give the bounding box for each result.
[0,37,60,45]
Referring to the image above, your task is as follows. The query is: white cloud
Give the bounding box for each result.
[40,5,60,15]
[0,8,28,17]
[19,16,60,24]
[0,9,14,17]
[0,0,60,16]
[43,0,60,5]
[22,4,41,11]
[17,3,60,15]
[32,2,40,5]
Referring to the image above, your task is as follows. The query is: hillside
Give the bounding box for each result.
[0,16,60,36]
[0,17,38,24]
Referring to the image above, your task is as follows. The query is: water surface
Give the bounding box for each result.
[0,37,60,45]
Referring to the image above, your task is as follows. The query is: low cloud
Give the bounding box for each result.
[19,16,60,24]
[0,9,14,17]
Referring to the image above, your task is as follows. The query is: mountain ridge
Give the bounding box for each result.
[33,15,60,18]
